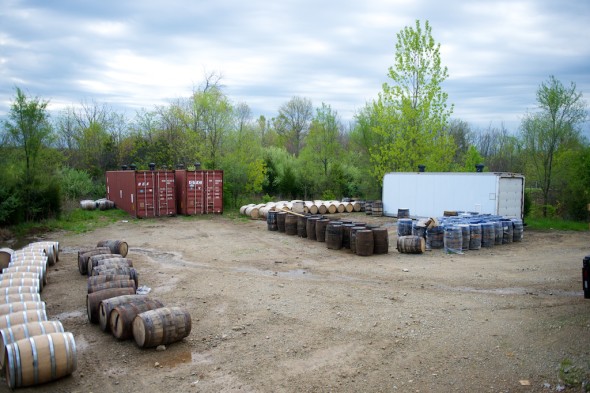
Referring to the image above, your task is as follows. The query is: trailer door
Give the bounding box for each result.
[497,177,524,218]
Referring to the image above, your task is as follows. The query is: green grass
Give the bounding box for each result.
[525,217,589,231]
[9,208,132,237]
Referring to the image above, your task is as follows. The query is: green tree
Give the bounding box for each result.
[520,76,587,217]
[301,103,342,176]
[364,20,455,183]
[277,96,313,156]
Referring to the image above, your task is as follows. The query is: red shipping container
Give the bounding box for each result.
[106,170,177,218]
[175,170,223,215]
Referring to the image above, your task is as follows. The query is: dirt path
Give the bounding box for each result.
[1,214,589,392]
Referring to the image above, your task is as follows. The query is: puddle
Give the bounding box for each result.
[132,248,209,268]
[158,350,214,367]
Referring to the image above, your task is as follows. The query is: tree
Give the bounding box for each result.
[520,76,587,216]
[277,96,313,156]
[364,20,455,183]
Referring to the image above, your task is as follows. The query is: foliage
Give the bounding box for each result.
[56,167,97,200]
[525,217,588,231]
[558,358,590,389]
[520,75,587,217]
[276,96,313,156]
[363,20,455,184]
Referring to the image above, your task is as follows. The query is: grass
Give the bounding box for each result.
[7,208,132,238]
[525,217,589,231]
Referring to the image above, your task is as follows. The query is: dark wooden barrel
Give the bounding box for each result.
[501,219,514,244]
[315,219,330,242]
[267,211,278,231]
[469,223,482,250]
[397,219,413,237]
[355,230,374,256]
[397,208,410,218]
[285,214,298,235]
[92,266,139,288]
[350,226,365,254]
[96,240,129,257]
[426,226,444,249]
[87,279,136,294]
[4,332,77,388]
[87,257,131,277]
[371,200,383,217]
[481,222,495,248]
[493,221,503,245]
[372,228,389,254]
[325,222,343,250]
[512,219,524,242]
[397,235,426,254]
[109,298,166,340]
[77,247,111,275]
[306,217,319,241]
[132,307,192,348]
[297,216,308,238]
[342,224,355,249]
[86,287,136,324]
[87,274,134,292]
[365,201,373,215]
[277,212,287,233]
[443,226,463,253]
[98,294,144,332]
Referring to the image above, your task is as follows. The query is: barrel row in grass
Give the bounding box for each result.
[0,241,79,389]
[267,212,391,257]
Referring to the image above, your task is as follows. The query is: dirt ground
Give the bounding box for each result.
[0,213,589,393]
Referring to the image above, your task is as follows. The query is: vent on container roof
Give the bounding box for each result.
[475,164,485,173]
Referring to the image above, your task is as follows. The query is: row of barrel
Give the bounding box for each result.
[0,241,78,389]
[79,240,192,348]
[397,215,524,254]
[267,211,390,256]
[241,200,363,220]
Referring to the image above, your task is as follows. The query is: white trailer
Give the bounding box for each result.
[382,172,525,219]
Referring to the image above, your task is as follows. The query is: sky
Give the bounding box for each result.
[1,0,589,134]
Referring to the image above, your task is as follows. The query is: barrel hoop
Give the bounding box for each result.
[48,333,56,380]
[29,336,39,385]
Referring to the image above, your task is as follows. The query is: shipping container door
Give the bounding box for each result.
[497,177,524,218]
[187,171,205,215]
[135,172,156,218]
[156,171,176,216]
[205,171,223,213]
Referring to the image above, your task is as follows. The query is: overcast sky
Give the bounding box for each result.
[1,0,589,133]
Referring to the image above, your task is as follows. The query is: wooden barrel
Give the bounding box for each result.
[77,247,111,275]
[0,278,40,291]
[469,223,482,250]
[0,273,42,291]
[426,226,444,249]
[481,222,495,248]
[5,332,77,388]
[315,219,330,242]
[317,203,328,215]
[0,248,14,270]
[306,202,318,215]
[2,266,46,286]
[132,307,192,348]
[344,202,354,213]
[0,286,39,296]
[355,230,374,256]
[306,217,319,241]
[365,201,373,215]
[267,210,278,231]
[372,228,389,254]
[457,224,470,251]
[87,256,130,277]
[98,295,146,332]
[326,222,343,250]
[28,241,59,264]
[397,208,410,218]
[20,244,55,267]
[371,200,383,217]
[87,275,135,292]
[397,235,426,254]
[443,226,463,254]
[501,219,513,244]
[284,214,298,236]
[397,219,413,237]
[0,293,41,305]
[0,321,64,370]
[350,226,365,254]
[342,223,355,249]
[277,212,287,232]
[109,298,166,340]
[0,309,47,330]
[512,218,524,242]
[297,216,308,238]
[96,240,129,257]
[239,204,253,216]
[7,260,47,281]
[86,287,136,324]
[87,279,136,294]
[92,266,139,288]
[0,302,45,317]
[352,202,361,212]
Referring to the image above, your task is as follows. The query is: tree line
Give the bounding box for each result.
[1,20,588,226]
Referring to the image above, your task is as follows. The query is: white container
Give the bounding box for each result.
[382,172,525,219]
